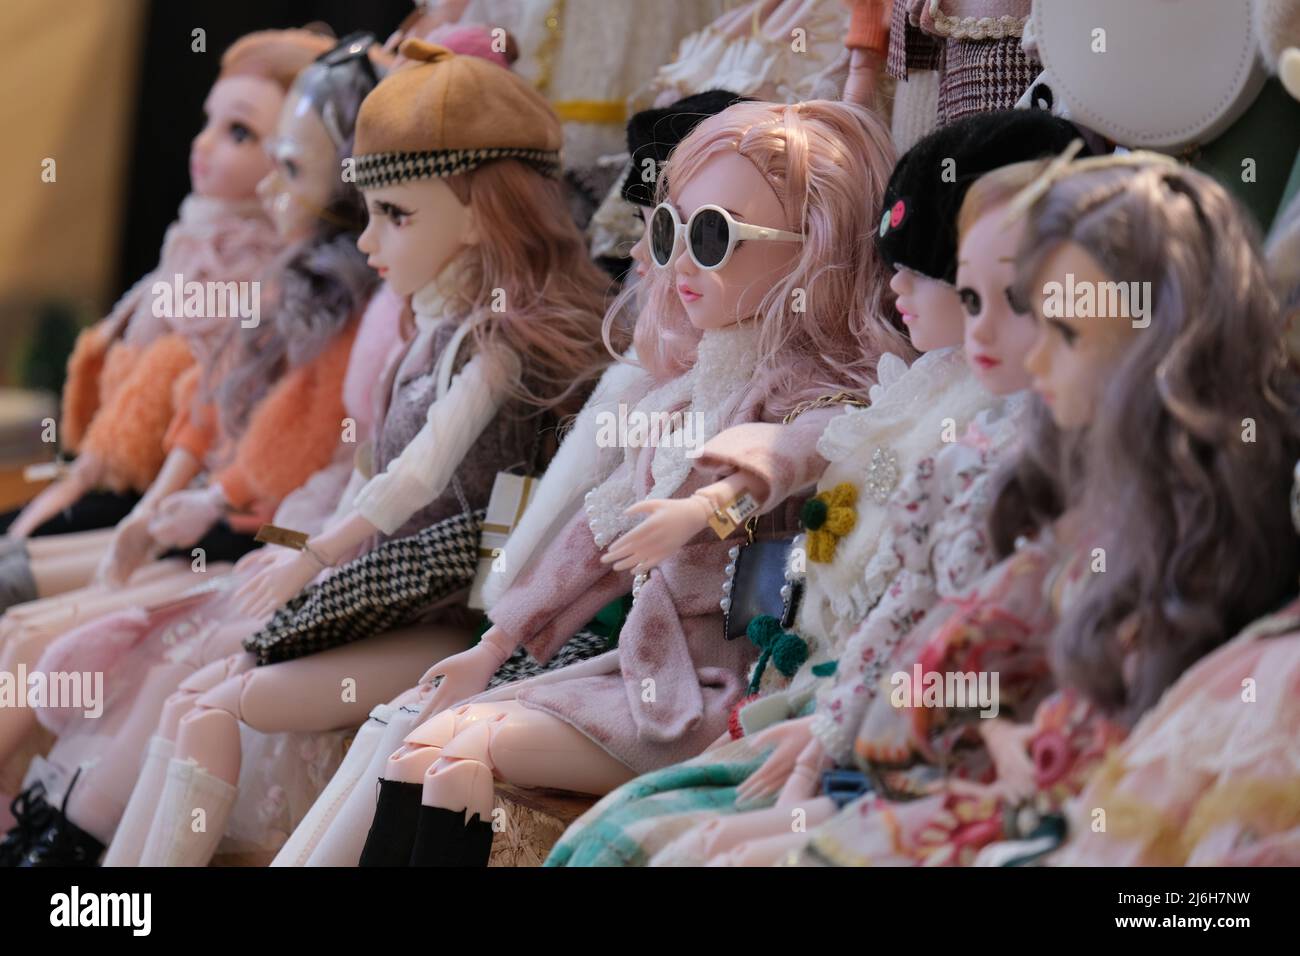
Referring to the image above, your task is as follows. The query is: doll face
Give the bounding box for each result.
[956,206,1036,394]
[256,87,340,243]
[664,150,800,330]
[1024,241,1138,429]
[357,179,478,297]
[629,209,652,280]
[889,266,965,352]
[190,75,282,201]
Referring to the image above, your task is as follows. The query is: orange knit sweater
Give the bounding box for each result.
[846,0,890,56]
[61,328,197,494]
[176,319,360,533]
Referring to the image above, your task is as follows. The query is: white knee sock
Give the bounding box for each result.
[302,704,422,867]
[271,704,394,867]
[102,735,174,867]
[137,757,237,867]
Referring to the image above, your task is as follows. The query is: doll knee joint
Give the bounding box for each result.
[185,668,257,725]
[432,718,497,767]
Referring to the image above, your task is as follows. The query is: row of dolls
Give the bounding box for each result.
[0,22,1297,868]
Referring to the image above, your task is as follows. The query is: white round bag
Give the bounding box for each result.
[1017,0,1267,151]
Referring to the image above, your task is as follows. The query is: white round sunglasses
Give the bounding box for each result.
[649,202,805,271]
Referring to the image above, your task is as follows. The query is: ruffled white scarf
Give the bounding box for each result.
[584,321,763,547]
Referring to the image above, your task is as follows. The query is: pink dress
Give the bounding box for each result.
[487,329,835,773]
[1054,599,1300,866]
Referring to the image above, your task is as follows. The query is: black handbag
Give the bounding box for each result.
[722,531,802,640]
[720,392,866,641]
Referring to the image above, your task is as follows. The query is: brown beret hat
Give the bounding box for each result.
[219,28,337,93]
[351,38,563,188]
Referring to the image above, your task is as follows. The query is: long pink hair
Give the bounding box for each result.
[444,160,616,417]
[605,99,913,416]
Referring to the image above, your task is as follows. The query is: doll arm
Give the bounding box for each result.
[842,0,890,107]
[603,407,843,571]
[352,351,512,536]
[490,500,632,664]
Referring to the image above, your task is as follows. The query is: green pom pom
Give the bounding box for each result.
[800,497,829,531]
[747,615,784,649]
[772,633,809,677]
[811,660,838,678]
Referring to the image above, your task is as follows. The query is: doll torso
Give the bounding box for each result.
[372,301,545,544]
[796,348,994,652]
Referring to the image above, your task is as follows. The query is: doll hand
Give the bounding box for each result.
[736,715,817,804]
[234,549,322,619]
[96,508,160,586]
[232,546,287,577]
[146,487,224,550]
[600,496,712,573]
[415,628,514,720]
[979,718,1038,803]
[775,737,829,809]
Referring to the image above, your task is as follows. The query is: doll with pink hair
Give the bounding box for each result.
[0,31,391,866]
[337,96,921,868]
[78,40,614,869]
[0,29,334,610]
[544,111,1093,867]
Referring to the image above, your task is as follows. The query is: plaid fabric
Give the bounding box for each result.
[353,147,561,188]
[544,735,773,867]
[937,35,1039,124]
[887,0,945,81]
[486,630,613,690]
[244,509,484,665]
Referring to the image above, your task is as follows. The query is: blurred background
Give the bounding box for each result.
[0,0,411,508]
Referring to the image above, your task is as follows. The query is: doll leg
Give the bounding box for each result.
[64,658,194,848]
[29,550,109,598]
[24,528,116,560]
[681,797,837,865]
[705,827,826,866]
[142,625,472,867]
[273,686,425,867]
[366,700,635,867]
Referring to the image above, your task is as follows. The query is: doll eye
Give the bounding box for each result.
[1048,318,1079,347]
[1005,285,1030,315]
[228,122,256,144]
[958,287,981,316]
[373,201,412,226]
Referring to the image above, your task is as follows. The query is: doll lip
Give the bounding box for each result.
[972,353,1001,369]
[368,260,388,277]
[677,283,701,302]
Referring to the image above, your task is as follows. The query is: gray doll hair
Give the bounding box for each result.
[994,159,1300,724]
[215,37,383,433]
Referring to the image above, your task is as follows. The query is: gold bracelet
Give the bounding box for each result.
[704,490,760,539]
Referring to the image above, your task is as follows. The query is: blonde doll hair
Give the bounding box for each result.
[606,99,915,416]
[956,159,1053,243]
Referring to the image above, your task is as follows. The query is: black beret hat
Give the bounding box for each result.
[876,109,1098,284]
[621,89,751,207]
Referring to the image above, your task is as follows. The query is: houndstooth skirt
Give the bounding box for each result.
[244,509,484,665]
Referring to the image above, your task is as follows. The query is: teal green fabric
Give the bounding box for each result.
[544,753,770,867]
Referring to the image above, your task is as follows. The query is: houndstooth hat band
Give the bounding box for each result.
[352,146,562,189]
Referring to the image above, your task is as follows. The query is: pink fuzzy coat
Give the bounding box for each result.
[489,394,837,774]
